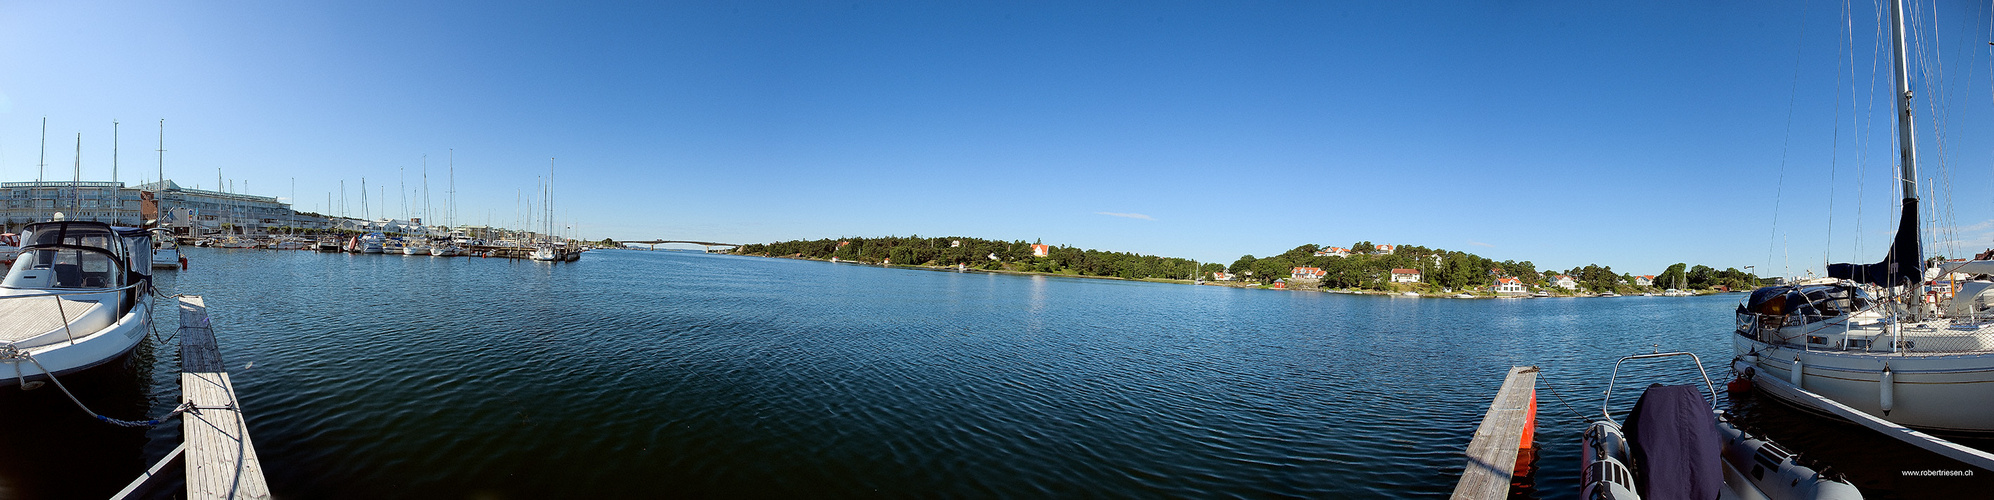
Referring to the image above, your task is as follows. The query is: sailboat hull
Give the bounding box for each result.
[1735,334,1994,433]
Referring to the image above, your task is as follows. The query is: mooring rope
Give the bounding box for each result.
[8,349,219,428]
[1533,371,1592,425]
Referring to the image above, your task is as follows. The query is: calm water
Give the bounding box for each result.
[2,248,1989,498]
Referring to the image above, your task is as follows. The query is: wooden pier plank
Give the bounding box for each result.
[1451,366,1538,500]
[178,296,271,500]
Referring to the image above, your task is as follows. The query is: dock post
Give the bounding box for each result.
[1450,366,1539,500]
[178,296,272,499]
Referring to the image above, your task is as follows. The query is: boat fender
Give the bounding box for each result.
[179,256,188,270]
[1880,366,1894,416]
[1728,372,1753,393]
[1791,358,1804,388]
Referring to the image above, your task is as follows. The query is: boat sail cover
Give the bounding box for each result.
[1827,198,1921,286]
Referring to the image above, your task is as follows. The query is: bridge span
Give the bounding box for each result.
[617,240,742,251]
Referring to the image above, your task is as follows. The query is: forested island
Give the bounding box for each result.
[734,237,1761,294]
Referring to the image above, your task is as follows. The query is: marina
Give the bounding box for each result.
[0,248,1971,498]
[16,1,1994,498]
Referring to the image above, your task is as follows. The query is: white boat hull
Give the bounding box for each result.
[1735,334,1994,433]
[0,291,151,382]
[151,248,181,269]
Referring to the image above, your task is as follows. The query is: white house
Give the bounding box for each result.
[1315,246,1351,257]
[1390,268,1421,283]
[1292,267,1326,280]
[1375,244,1395,255]
[1212,271,1234,281]
[1551,275,1578,290]
[1635,275,1655,286]
[1493,277,1526,295]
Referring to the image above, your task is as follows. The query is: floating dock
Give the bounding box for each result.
[113,296,270,500]
[1451,366,1537,500]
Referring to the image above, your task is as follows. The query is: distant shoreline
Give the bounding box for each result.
[739,253,1720,298]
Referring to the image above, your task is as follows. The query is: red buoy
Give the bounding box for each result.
[1727,376,1753,393]
[180,256,189,270]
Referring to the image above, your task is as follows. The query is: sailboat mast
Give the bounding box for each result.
[1888,0,1918,202]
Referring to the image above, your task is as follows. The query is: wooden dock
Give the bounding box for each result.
[1451,366,1538,500]
[178,296,271,499]
[116,296,269,499]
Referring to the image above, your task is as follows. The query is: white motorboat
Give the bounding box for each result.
[1581,352,1861,499]
[0,233,19,266]
[402,238,431,255]
[382,238,405,254]
[430,242,461,256]
[359,233,385,254]
[529,245,558,261]
[150,228,181,270]
[1733,0,1994,433]
[0,221,155,382]
[1663,288,1692,297]
[271,236,309,250]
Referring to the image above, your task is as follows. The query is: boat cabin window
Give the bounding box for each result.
[3,248,123,289]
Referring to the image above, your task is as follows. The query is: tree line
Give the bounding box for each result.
[737,236,1205,280]
[738,236,1761,292]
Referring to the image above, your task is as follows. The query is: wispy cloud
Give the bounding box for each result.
[1468,240,1494,247]
[1096,212,1155,221]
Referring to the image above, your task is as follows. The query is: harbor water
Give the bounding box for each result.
[3,248,1991,498]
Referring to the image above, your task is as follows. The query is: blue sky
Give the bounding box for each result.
[4,1,1994,276]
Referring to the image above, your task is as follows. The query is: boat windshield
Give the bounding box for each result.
[3,247,124,289]
[21,223,120,251]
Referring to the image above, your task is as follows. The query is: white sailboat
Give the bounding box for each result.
[1734,0,1994,434]
[530,158,560,262]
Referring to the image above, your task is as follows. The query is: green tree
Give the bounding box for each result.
[1655,263,1688,289]
[1230,255,1258,274]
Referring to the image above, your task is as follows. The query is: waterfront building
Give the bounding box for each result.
[0,181,144,229]
[136,180,312,236]
[1635,275,1655,286]
[1390,268,1421,283]
[1291,267,1325,280]
[1493,277,1526,295]
[1211,271,1233,281]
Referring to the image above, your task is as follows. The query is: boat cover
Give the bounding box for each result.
[1828,197,1920,287]
[1623,384,1720,500]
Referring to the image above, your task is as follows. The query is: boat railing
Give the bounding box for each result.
[1601,351,1717,423]
[0,282,148,348]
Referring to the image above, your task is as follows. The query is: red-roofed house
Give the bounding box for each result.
[1291,267,1325,280]
[1375,244,1395,255]
[1634,275,1655,286]
[1031,244,1050,257]
[1390,268,1421,283]
[1314,247,1351,257]
[1493,277,1525,295]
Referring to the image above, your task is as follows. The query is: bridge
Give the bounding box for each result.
[616,240,742,252]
